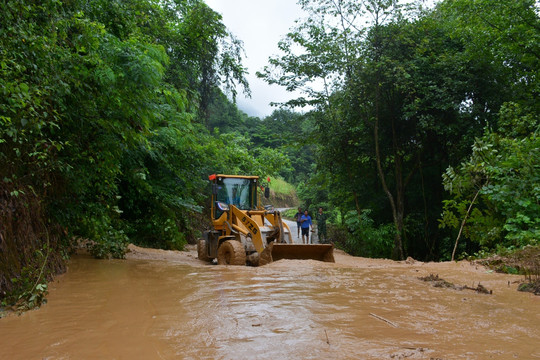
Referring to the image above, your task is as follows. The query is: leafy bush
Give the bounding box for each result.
[2,249,50,312]
[282,208,299,219]
[441,103,539,255]
[87,227,129,259]
[341,210,395,258]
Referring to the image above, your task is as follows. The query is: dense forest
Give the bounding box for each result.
[259,0,539,261]
[1,0,538,308]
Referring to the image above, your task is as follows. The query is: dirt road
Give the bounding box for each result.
[1,245,538,359]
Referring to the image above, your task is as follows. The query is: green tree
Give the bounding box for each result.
[258,0,538,260]
[253,109,312,183]
[0,0,275,306]
[160,0,250,124]
[441,104,539,258]
[437,0,540,258]
[437,0,539,117]
[206,87,259,134]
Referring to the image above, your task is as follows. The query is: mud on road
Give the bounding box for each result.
[1,244,539,359]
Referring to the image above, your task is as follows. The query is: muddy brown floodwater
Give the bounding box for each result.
[1,245,539,360]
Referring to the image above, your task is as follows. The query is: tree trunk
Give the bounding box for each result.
[451,187,482,261]
[373,90,404,260]
[392,118,406,260]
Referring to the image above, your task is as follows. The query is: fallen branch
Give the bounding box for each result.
[461,284,492,294]
[369,313,398,328]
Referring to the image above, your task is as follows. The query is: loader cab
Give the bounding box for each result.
[210,174,260,220]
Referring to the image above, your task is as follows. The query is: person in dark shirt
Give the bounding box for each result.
[294,207,303,239]
[316,207,328,243]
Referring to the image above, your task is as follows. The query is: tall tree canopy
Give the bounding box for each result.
[0,0,282,305]
[259,0,539,260]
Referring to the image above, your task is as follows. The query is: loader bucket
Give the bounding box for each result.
[269,243,335,263]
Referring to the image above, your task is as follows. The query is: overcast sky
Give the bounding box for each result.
[205,0,306,118]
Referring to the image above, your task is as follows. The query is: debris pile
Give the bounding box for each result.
[419,274,492,294]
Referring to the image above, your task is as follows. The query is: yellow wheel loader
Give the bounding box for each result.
[197,174,334,266]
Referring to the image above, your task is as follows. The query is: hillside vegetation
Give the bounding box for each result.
[265,178,299,208]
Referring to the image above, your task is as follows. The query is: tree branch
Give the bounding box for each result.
[451,186,483,261]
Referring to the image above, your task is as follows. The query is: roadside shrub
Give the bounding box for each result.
[6,259,49,312]
[281,208,298,219]
[328,210,395,258]
[1,234,63,312]
[0,183,66,311]
[327,224,349,248]
[126,215,187,251]
[87,227,129,259]
[343,210,395,258]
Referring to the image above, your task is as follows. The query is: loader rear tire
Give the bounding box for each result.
[217,240,246,266]
[197,239,210,262]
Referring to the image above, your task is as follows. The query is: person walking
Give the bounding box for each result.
[300,209,313,244]
[294,207,303,239]
[316,207,328,243]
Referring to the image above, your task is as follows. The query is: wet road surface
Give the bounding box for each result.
[1,246,539,359]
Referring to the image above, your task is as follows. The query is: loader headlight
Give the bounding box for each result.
[216,201,229,211]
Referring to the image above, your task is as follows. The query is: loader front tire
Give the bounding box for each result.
[217,240,246,266]
[197,239,210,262]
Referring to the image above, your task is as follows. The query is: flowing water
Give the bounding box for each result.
[1,246,539,360]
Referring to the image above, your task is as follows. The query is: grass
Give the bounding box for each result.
[269,177,296,195]
[281,208,298,219]
[265,177,299,209]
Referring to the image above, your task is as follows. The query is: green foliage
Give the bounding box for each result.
[206,106,308,184]
[160,0,250,123]
[87,227,129,259]
[2,0,539,315]
[260,0,470,259]
[441,102,539,252]
[254,147,292,178]
[296,170,334,216]
[439,0,539,114]
[281,208,299,219]
[12,281,49,313]
[258,0,539,260]
[341,210,395,258]
[205,131,292,179]
[3,248,50,311]
[436,0,539,259]
[0,0,258,308]
[207,88,258,133]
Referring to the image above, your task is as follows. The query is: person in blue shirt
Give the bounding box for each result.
[299,210,313,244]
